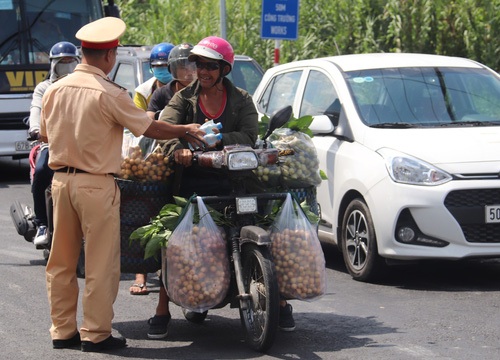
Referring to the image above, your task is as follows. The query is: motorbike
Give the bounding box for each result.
[162,106,295,352]
[10,139,85,277]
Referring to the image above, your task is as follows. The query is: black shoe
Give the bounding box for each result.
[52,332,81,349]
[183,309,208,324]
[81,335,127,353]
[147,314,171,339]
[279,303,296,332]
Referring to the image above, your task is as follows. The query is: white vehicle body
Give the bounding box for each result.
[253,53,500,281]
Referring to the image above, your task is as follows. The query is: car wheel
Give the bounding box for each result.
[341,198,384,282]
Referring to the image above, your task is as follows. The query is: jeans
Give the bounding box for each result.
[31,147,53,226]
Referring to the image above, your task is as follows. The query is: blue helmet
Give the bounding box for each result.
[150,42,175,66]
[49,41,80,60]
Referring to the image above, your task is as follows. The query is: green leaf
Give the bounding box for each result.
[144,233,163,259]
[258,114,270,138]
[173,196,188,208]
[160,215,180,230]
[129,225,152,240]
[320,169,328,180]
[139,228,158,248]
[284,115,314,134]
[157,229,173,247]
[158,203,182,217]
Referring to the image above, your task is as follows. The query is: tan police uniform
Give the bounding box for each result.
[40,17,154,344]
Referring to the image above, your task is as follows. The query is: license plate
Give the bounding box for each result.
[485,205,500,223]
[236,197,257,214]
[15,141,33,151]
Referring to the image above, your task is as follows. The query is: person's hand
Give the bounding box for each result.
[174,149,194,167]
[183,123,206,149]
[28,130,40,141]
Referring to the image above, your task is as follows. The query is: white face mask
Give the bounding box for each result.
[55,61,77,77]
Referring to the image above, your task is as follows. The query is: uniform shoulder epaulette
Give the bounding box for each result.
[103,77,127,91]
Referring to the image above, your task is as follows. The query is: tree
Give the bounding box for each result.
[115,0,500,72]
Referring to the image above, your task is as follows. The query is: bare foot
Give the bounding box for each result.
[129,273,149,295]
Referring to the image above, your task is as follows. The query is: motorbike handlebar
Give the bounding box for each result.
[27,131,40,142]
[192,146,279,169]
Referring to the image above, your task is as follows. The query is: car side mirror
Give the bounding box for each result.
[309,115,334,134]
[325,99,341,127]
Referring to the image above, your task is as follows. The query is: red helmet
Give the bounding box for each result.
[188,36,235,73]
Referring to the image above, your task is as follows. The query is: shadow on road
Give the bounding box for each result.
[113,311,398,359]
[0,157,30,186]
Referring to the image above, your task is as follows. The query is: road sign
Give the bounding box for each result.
[261,0,299,41]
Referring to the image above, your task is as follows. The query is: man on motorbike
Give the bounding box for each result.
[141,42,197,337]
[146,43,197,120]
[133,42,175,112]
[130,42,175,296]
[29,41,81,246]
[150,36,296,339]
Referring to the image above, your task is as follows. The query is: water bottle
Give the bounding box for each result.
[188,121,223,150]
[204,132,223,147]
[200,120,223,134]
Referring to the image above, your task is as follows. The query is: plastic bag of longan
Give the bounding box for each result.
[119,131,174,182]
[270,128,322,188]
[270,193,326,301]
[166,196,230,313]
[119,131,149,181]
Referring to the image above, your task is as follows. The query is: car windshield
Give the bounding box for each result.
[226,60,263,95]
[345,67,500,127]
[142,61,153,83]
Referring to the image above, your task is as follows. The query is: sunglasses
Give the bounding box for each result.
[195,61,220,71]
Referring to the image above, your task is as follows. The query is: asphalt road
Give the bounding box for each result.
[1,157,499,360]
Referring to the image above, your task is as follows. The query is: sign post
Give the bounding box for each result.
[261,0,300,66]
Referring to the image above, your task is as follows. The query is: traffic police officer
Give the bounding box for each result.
[40,17,205,353]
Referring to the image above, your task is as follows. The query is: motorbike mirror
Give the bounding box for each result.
[262,105,293,141]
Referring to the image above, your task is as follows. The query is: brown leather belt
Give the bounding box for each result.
[55,166,88,173]
[55,167,115,176]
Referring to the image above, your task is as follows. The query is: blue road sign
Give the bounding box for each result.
[261,0,299,40]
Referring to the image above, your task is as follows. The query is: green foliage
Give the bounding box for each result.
[114,0,500,74]
[130,194,318,259]
[283,115,314,138]
[259,113,314,138]
[129,196,186,259]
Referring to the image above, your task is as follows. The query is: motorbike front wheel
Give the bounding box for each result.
[239,244,279,352]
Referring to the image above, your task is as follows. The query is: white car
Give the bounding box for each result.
[253,53,500,282]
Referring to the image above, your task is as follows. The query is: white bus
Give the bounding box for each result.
[0,0,119,159]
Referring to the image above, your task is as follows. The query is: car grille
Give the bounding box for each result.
[444,189,500,243]
[0,112,30,130]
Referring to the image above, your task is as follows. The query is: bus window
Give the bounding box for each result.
[0,0,104,66]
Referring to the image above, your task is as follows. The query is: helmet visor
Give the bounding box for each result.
[171,59,197,83]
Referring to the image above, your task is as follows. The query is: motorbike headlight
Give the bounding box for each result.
[378,148,452,186]
[227,151,259,170]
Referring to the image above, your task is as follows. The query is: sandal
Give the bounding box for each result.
[129,283,149,295]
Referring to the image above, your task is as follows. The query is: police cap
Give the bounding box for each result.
[76,17,126,49]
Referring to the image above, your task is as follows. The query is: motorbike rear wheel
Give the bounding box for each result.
[239,244,279,352]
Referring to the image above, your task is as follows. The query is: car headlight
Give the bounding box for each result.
[378,148,452,186]
[227,151,259,170]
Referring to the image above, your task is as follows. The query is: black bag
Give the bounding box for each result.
[117,179,171,274]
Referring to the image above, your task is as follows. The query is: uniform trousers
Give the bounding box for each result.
[46,172,120,343]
